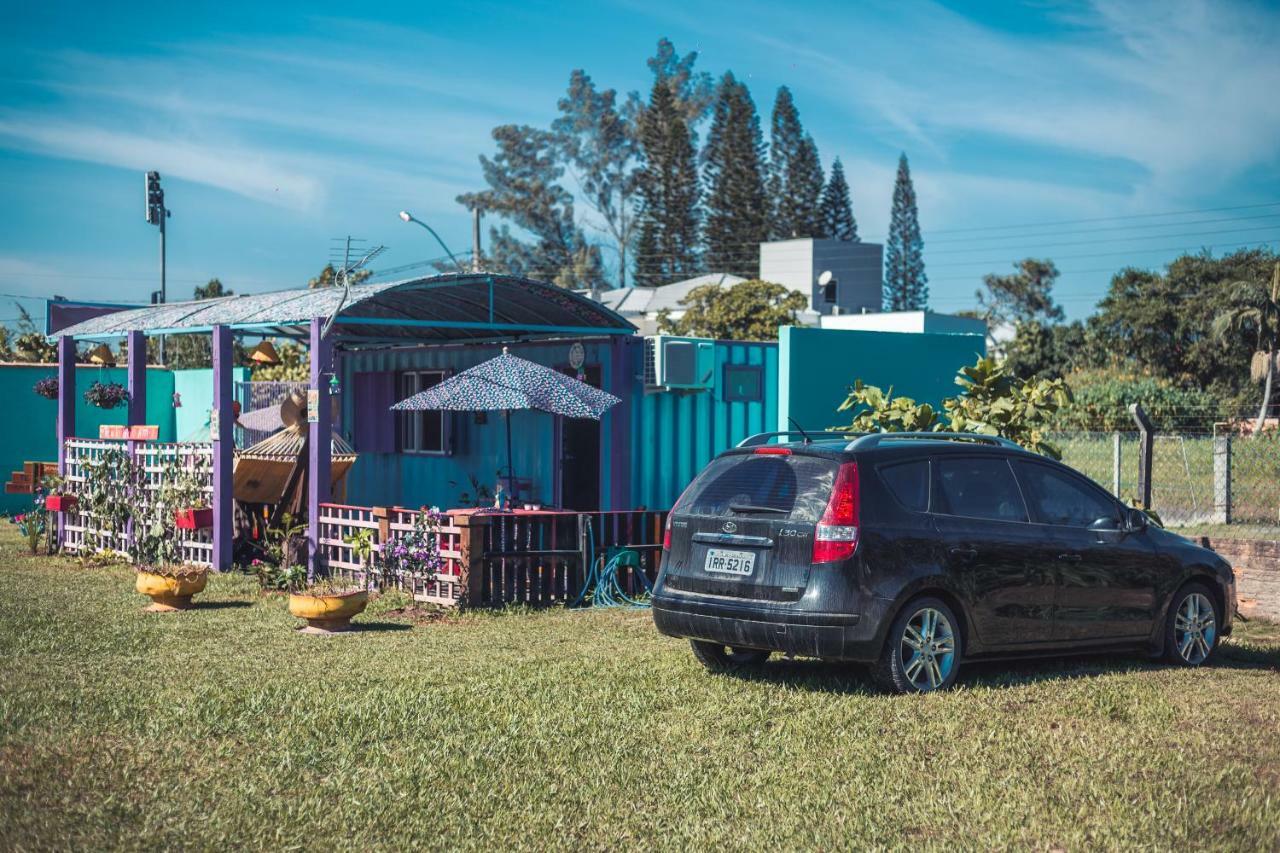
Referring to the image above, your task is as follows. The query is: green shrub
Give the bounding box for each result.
[1052,369,1217,432]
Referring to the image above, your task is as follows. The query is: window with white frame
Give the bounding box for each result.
[399,370,449,454]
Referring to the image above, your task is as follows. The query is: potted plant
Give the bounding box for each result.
[83,380,130,410]
[288,576,369,634]
[34,376,58,400]
[160,460,212,530]
[134,563,209,612]
[41,473,76,514]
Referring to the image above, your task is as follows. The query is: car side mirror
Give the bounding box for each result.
[1088,515,1126,543]
[1126,508,1149,532]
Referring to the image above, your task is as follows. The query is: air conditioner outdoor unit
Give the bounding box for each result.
[643,335,715,389]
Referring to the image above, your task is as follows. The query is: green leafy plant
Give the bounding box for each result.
[944,356,1072,459]
[835,380,940,433]
[449,473,494,508]
[255,560,306,592]
[263,512,307,568]
[834,356,1073,459]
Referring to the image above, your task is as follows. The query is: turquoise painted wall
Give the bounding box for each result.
[1,364,177,514]
[630,341,777,510]
[340,340,622,510]
[777,326,986,435]
[174,367,250,441]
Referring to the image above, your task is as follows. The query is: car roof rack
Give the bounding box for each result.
[737,430,858,448]
[845,432,1025,451]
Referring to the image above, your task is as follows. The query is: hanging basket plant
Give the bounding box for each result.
[34,377,59,400]
[83,381,131,410]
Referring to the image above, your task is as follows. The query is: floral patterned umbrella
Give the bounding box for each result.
[391,348,620,502]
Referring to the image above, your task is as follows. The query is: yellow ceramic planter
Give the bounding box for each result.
[288,590,368,633]
[136,569,208,612]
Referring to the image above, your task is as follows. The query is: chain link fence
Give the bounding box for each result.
[1051,409,1280,539]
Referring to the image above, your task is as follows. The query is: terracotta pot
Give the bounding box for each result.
[174,508,213,530]
[44,495,77,513]
[136,569,209,612]
[288,590,369,633]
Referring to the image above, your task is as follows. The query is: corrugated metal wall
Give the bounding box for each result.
[630,340,778,509]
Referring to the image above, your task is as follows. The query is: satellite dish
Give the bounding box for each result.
[818,270,834,286]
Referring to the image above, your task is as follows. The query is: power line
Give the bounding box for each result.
[905,200,1280,237]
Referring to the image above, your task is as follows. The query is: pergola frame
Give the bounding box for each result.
[52,274,637,574]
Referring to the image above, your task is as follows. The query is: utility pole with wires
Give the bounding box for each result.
[144,171,170,364]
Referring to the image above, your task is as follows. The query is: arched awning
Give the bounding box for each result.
[52,273,635,346]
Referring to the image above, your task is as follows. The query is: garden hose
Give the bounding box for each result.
[569,518,653,609]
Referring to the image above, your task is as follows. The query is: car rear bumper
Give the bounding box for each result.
[651,592,886,661]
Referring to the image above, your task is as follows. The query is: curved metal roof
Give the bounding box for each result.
[53,273,635,345]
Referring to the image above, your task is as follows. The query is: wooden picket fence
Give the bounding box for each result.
[317,504,668,608]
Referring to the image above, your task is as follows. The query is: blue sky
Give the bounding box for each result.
[2,0,1278,324]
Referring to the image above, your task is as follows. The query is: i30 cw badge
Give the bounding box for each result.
[722,521,737,533]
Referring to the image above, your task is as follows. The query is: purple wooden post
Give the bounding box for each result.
[56,336,75,549]
[607,336,636,511]
[211,325,233,571]
[126,330,146,426]
[308,317,332,579]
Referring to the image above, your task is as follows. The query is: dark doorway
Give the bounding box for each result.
[558,364,601,510]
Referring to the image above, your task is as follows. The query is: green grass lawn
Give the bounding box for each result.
[2,528,1279,850]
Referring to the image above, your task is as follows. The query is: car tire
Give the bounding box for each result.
[689,640,770,671]
[1163,582,1221,667]
[874,596,963,694]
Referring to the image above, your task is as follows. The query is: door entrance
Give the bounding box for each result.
[558,364,601,510]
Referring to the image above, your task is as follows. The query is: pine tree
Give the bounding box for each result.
[819,157,858,241]
[768,87,824,239]
[633,80,701,287]
[703,72,768,278]
[884,153,927,310]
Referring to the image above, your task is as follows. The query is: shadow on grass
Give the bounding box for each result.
[352,621,413,633]
[195,601,254,610]
[711,639,1279,695]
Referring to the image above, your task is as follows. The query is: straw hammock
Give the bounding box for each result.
[233,390,358,504]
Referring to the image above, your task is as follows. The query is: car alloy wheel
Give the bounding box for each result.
[899,606,957,692]
[1173,591,1217,665]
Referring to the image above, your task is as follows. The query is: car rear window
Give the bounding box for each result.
[679,453,838,522]
[879,460,929,511]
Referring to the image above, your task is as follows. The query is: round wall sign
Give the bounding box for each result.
[568,342,585,370]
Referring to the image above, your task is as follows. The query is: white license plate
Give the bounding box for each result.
[704,548,756,576]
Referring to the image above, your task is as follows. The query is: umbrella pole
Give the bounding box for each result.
[505,410,515,505]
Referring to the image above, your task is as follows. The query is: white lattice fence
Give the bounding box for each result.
[319,503,465,606]
[136,442,215,566]
[60,438,215,566]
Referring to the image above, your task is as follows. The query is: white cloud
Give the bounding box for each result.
[0,117,325,211]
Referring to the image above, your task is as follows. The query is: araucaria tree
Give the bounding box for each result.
[552,70,641,288]
[819,157,858,241]
[633,80,701,286]
[458,125,605,290]
[767,87,824,240]
[883,153,927,310]
[703,73,769,278]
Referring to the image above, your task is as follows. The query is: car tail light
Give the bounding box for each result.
[663,480,697,552]
[753,446,792,455]
[812,461,859,563]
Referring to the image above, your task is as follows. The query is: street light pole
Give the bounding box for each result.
[145,171,170,364]
[398,210,466,274]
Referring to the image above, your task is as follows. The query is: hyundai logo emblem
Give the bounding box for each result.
[722,521,738,533]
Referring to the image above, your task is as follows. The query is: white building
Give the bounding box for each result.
[595,238,984,339]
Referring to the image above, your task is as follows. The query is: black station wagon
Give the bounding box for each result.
[650,432,1236,693]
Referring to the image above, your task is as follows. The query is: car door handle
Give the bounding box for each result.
[1057,553,1082,562]
[948,547,978,561]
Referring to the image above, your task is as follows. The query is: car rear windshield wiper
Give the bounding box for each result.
[728,503,788,514]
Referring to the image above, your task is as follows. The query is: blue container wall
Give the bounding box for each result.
[1,364,176,513]
[340,340,622,510]
[778,326,986,434]
[630,341,778,510]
